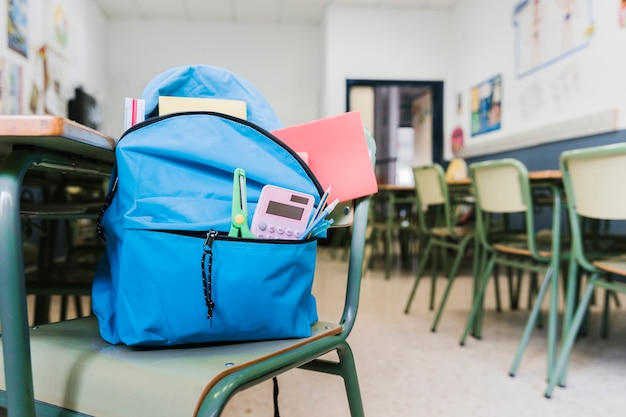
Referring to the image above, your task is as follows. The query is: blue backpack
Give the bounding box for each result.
[93,65,323,346]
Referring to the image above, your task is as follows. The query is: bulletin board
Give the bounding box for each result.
[470,74,502,137]
[513,0,594,78]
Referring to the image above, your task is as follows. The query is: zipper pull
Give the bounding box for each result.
[201,230,218,325]
[204,230,218,250]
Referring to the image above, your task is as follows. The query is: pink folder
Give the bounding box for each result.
[272,111,378,203]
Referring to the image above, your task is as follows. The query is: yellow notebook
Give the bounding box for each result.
[158,96,247,119]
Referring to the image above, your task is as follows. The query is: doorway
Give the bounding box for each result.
[346,79,444,185]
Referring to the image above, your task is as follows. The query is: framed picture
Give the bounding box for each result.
[471,75,502,137]
[8,0,28,58]
[513,0,593,77]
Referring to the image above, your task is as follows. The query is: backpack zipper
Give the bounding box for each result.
[97,111,323,239]
[119,111,323,195]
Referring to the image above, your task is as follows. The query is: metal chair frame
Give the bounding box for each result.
[459,159,566,382]
[546,143,626,398]
[404,164,477,332]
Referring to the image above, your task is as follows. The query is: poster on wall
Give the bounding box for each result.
[471,75,502,137]
[2,60,23,114]
[48,3,69,52]
[7,0,28,58]
[513,0,594,78]
[40,45,67,116]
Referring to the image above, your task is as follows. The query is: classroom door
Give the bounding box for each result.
[346,80,443,185]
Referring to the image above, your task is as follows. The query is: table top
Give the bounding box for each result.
[377,170,562,191]
[0,115,117,163]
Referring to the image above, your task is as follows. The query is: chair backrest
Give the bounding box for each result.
[340,195,369,336]
[471,160,529,213]
[413,164,456,235]
[414,164,446,205]
[469,158,540,256]
[561,144,626,221]
[338,129,376,336]
[560,143,626,269]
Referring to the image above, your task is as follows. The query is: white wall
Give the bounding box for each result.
[103,20,321,138]
[323,4,456,150]
[6,1,626,159]
[452,0,626,157]
[0,0,107,121]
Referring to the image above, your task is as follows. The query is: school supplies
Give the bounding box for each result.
[250,184,315,240]
[272,111,378,203]
[228,168,255,238]
[300,198,339,239]
[158,96,247,119]
[307,184,332,228]
[124,97,145,131]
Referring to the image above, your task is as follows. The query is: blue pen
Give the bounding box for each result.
[309,219,334,238]
[307,184,333,228]
[301,198,339,239]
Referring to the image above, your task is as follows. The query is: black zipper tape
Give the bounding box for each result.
[97,111,323,239]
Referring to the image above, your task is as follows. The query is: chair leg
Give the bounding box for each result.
[384,228,393,280]
[297,347,365,417]
[611,289,621,308]
[547,262,560,379]
[528,271,538,309]
[472,242,489,338]
[60,296,69,321]
[509,265,555,378]
[404,240,434,314]
[429,247,442,311]
[336,341,365,417]
[493,265,502,313]
[558,256,578,387]
[601,288,611,339]
[528,271,544,330]
[508,264,522,310]
[545,279,596,398]
[74,295,84,317]
[431,246,466,332]
[460,256,496,345]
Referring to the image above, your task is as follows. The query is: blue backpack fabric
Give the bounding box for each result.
[93,66,323,346]
[140,64,283,130]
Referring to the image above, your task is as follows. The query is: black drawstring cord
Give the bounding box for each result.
[273,377,280,417]
[201,230,218,325]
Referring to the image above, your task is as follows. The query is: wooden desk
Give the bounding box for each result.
[378,170,560,188]
[0,115,116,161]
[377,183,414,192]
[0,116,115,416]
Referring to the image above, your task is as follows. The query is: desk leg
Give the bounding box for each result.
[0,150,43,417]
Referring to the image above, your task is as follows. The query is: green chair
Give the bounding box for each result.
[366,188,419,279]
[546,143,626,398]
[404,164,477,332]
[0,194,371,417]
[459,159,566,381]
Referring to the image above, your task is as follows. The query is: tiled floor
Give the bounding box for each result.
[221,248,626,416]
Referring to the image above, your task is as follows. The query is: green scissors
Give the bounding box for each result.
[228,168,255,238]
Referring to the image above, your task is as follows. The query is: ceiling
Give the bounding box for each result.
[93,0,459,25]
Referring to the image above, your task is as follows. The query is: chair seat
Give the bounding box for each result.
[593,256,626,276]
[493,241,553,258]
[431,225,474,238]
[0,317,341,417]
[492,232,570,258]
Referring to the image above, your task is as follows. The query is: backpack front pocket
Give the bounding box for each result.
[109,229,318,346]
